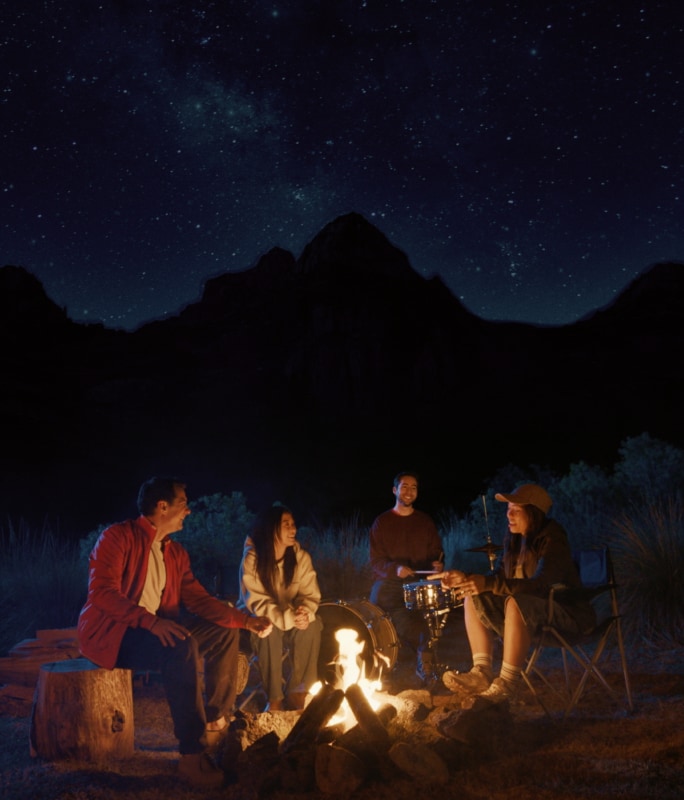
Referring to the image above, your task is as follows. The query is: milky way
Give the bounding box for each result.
[2,1,683,329]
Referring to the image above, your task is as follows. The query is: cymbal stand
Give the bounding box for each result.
[421,606,451,682]
[483,494,498,573]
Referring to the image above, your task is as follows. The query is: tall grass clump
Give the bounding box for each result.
[300,514,372,601]
[0,521,86,655]
[610,495,684,645]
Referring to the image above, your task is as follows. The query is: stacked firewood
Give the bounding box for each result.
[0,628,80,716]
[218,681,511,794]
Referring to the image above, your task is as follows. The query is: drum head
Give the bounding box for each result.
[318,599,398,685]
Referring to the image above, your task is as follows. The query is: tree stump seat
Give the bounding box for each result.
[29,657,134,761]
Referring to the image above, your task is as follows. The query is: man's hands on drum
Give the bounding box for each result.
[246,615,273,638]
[433,570,486,599]
[396,565,415,579]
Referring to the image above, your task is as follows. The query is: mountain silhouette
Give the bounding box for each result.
[2,213,682,536]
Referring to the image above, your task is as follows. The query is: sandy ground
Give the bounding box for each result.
[1,612,683,800]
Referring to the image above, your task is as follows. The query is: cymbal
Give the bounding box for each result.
[466,543,503,553]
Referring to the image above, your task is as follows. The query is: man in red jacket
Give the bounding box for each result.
[78,476,272,788]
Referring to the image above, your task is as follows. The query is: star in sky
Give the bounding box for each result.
[2,1,682,329]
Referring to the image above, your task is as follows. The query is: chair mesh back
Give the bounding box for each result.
[574,549,609,587]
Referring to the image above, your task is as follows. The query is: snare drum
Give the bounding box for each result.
[403,579,457,612]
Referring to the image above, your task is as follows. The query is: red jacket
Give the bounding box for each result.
[78,515,249,669]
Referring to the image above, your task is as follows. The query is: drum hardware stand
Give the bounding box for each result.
[421,606,452,683]
[465,495,503,573]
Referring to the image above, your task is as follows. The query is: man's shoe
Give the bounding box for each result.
[442,666,492,694]
[461,676,516,710]
[202,717,229,750]
[178,752,224,788]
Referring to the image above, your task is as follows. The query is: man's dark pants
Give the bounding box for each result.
[116,616,239,754]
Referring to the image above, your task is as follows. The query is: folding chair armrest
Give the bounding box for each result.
[546,584,567,623]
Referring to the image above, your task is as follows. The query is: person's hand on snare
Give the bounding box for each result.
[432,569,466,589]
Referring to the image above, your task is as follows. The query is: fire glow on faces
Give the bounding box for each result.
[506,503,531,535]
[393,478,418,508]
[276,512,298,549]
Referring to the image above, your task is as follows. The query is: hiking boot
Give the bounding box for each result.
[202,717,229,750]
[178,752,224,788]
[442,665,492,694]
[461,676,516,710]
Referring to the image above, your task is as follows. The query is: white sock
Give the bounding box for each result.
[500,660,522,686]
[472,653,493,677]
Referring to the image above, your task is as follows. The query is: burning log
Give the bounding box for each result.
[280,683,345,755]
[343,683,391,755]
[335,701,396,761]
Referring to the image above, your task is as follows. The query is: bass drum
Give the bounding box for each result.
[318,599,399,684]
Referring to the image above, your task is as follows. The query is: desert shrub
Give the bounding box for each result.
[176,492,255,598]
[0,521,86,655]
[610,495,684,645]
[612,432,684,504]
[546,461,617,549]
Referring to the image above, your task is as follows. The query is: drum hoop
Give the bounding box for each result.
[318,598,398,673]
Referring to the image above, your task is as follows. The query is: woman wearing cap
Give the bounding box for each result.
[433,484,595,708]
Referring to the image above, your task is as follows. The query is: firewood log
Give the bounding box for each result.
[343,683,390,754]
[280,684,344,754]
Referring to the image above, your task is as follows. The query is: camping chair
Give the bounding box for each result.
[522,547,633,717]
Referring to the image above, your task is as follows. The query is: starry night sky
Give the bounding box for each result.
[3,1,683,330]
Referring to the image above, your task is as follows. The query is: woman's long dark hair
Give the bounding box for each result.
[503,504,547,577]
[250,505,297,596]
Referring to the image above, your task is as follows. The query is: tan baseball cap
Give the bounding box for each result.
[494,484,552,514]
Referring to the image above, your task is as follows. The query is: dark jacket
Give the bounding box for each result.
[484,519,582,597]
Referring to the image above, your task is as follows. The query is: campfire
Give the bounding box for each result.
[219,625,506,794]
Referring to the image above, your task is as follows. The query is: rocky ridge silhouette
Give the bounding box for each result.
[2,213,682,536]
